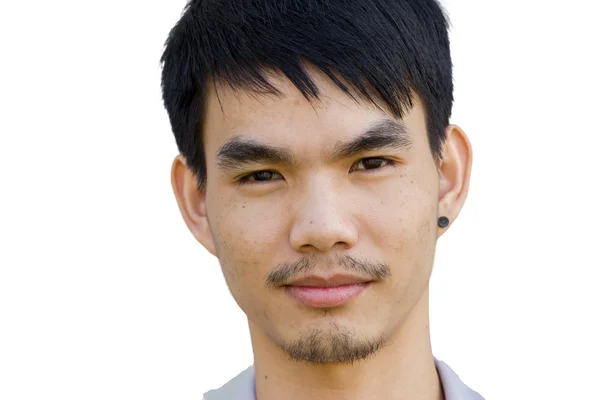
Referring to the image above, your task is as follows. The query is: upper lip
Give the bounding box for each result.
[286,274,372,288]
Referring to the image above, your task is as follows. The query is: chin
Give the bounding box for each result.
[276,325,389,364]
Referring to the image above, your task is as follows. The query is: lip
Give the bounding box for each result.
[285,275,372,308]
[287,275,371,288]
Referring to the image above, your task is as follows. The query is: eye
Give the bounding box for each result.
[238,170,283,185]
[351,157,395,172]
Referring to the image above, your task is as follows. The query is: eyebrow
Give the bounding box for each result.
[216,119,412,172]
[331,119,412,161]
[216,137,296,172]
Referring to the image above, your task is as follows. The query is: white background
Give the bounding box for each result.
[1,0,599,399]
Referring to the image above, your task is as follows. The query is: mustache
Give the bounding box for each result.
[265,254,391,289]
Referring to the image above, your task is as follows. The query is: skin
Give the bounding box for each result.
[171,67,472,400]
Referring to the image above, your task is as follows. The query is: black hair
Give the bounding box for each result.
[160,0,453,190]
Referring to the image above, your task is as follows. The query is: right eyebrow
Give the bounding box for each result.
[216,136,296,173]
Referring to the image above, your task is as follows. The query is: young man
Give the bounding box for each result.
[161,0,483,399]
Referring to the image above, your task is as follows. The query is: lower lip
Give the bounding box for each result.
[286,283,369,308]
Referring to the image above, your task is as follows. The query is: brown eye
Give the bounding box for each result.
[253,171,275,181]
[352,157,393,171]
[238,170,283,185]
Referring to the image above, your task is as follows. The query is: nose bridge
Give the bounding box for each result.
[289,176,358,252]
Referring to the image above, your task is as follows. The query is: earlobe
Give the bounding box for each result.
[437,124,473,235]
[171,155,217,256]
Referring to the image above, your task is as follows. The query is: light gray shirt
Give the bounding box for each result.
[203,357,485,399]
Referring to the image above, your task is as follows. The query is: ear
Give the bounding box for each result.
[171,155,217,256]
[437,124,473,237]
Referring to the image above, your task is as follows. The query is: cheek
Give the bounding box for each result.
[208,195,287,292]
[371,174,437,231]
[367,171,438,257]
[366,180,437,308]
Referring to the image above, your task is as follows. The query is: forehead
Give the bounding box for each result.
[202,69,428,152]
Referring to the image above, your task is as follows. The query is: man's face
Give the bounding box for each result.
[197,70,444,363]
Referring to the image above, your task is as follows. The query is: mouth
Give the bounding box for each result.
[284,275,372,308]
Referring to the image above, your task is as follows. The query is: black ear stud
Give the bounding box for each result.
[438,216,449,228]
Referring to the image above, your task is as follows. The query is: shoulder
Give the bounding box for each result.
[203,366,255,400]
[434,357,485,400]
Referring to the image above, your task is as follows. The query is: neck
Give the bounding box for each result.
[250,288,444,400]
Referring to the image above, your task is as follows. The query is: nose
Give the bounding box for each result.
[289,181,359,253]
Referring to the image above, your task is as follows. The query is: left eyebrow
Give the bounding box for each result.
[330,119,412,161]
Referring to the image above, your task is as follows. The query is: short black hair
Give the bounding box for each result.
[160,0,453,190]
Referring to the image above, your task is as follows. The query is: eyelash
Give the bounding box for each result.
[237,157,396,186]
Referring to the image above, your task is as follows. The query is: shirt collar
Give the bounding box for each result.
[204,357,484,400]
